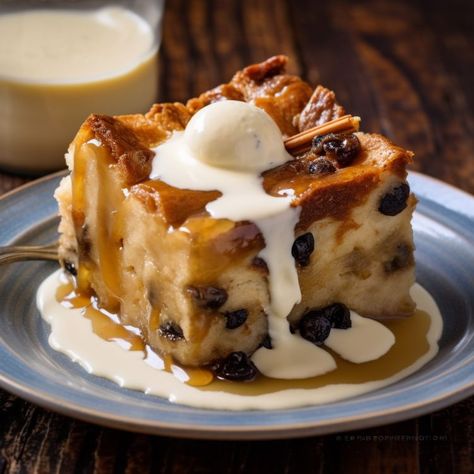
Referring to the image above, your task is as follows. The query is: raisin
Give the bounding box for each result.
[63,260,77,276]
[187,285,228,310]
[312,133,361,167]
[225,309,248,329]
[261,334,273,349]
[159,322,184,342]
[299,303,352,343]
[324,303,352,329]
[299,313,332,345]
[302,303,352,331]
[384,243,414,273]
[251,256,269,274]
[291,233,315,266]
[378,183,410,216]
[78,225,91,257]
[308,157,337,175]
[213,352,257,381]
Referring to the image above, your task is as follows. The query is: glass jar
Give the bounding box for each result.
[0,0,164,174]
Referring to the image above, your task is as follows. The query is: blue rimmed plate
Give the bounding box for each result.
[0,171,473,439]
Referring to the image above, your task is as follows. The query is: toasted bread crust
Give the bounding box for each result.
[75,56,412,231]
[296,85,346,131]
[78,56,313,180]
[86,114,155,186]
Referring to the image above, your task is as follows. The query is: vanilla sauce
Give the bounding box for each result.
[37,273,442,409]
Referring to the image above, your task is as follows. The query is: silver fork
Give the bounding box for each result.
[0,242,59,265]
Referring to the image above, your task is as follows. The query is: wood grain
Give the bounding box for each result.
[0,0,473,472]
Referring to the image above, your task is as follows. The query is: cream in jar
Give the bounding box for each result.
[0,6,158,173]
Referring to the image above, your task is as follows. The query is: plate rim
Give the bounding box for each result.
[0,170,473,440]
[0,168,67,202]
[0,362,473,440]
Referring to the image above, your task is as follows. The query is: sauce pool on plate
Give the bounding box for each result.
[37,270,443,410]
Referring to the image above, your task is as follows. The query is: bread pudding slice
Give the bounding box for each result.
[55,56,416,367]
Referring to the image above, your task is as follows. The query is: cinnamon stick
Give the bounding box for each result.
[284,115,361,155]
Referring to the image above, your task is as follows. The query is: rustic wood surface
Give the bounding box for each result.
[1,0,473,472]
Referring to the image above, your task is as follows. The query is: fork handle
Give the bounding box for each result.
[0,243,59,265]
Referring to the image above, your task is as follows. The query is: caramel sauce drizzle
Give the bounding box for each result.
[56,278,431,394]
[55,280,214,387]
[148,308,161,332]
[71,140,91,293]
[204,309,432,396]
[94,150,123,307]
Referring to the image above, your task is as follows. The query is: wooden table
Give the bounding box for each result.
[1,0,473,472]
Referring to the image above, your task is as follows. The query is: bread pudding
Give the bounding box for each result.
[55,55,416,374]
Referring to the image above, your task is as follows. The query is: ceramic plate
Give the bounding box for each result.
[0,171,473,440]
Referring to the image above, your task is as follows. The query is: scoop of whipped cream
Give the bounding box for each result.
[184,100,291,172]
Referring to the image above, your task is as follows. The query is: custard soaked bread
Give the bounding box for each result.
[55,56,416,367]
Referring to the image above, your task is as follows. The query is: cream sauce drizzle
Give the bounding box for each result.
[148,102,398,379]
[37,274,443,410]
[150,101,312,378]
[325,313,395,363]
[149,101,403,379]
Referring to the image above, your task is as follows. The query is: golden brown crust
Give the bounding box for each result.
[231,56,313,136]
[130,132,412,231]
[81,103,192,186]
[295,170,380,230]
[78,55,314,187]
[353,132,414,177]
[240,55,288,81]
[188,55,313,137]
[132,180,221,229]
[144,103,192,135]
[75,56,413,232]
[263,133,412,195]
[296,85,346,131]
[113,103,191,149]
[187,84,245,114]
[86,114,155,186]
[264,133,413,229]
